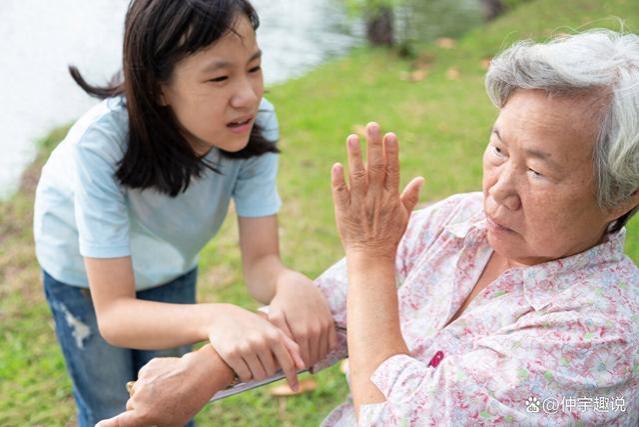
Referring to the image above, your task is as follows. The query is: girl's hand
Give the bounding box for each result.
[207,304,305,389]
[268,270,337,368]
[331,122,424,260]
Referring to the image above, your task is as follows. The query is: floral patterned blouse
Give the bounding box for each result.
[314,192,639,426]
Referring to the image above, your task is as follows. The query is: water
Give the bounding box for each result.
[0,0,360,200]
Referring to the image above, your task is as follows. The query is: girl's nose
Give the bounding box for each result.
[231,80,259,109]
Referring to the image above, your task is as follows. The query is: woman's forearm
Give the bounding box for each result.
[346,254,409,413]
[98,300,231,349]
[188,344,236,393]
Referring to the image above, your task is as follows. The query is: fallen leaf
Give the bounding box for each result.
[446,67,460,80]
[436,37,456,49]
[270,378,318,397]
[400,70,428,82]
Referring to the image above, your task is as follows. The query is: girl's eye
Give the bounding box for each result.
[249,65,262,73]
[209,76,228,83]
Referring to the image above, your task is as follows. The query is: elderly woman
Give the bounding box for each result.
[98,29,639,427]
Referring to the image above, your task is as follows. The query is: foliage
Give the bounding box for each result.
[342,0,405,16]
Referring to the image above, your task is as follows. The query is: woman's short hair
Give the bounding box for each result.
[69,0,277,197]
[485,29,639,232]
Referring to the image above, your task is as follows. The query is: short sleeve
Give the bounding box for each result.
[73,124,130,258]
[233,101,281,217]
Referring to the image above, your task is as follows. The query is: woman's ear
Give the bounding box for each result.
[608,188,639,222]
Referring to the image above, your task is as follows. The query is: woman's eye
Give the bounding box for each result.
[209,76,228,83]
[249,65,262,73]
[528,168,543,178]
[492,145,504,157]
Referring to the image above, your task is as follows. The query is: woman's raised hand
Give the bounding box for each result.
[331,122,424,260]
[207,304,305,390]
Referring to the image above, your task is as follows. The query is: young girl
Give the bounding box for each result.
[33,1,335,425]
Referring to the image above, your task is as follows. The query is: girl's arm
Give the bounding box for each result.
[238,215,337,368]
[86,256,218,348]
[85,256,304,388]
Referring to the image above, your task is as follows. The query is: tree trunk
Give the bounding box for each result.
[366,6,394,46]
[480,0,505,21]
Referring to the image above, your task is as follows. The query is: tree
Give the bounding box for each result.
[366,5,394,46]
[480,0,505,21]
[345,0,405,46]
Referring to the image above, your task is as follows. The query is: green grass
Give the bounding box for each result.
[2,0,639,425]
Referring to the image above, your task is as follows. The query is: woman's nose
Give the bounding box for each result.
[489,167,521,211]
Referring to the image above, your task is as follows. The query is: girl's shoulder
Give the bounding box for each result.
[256,97,278,142]
[42,97,129,185]
[70,96,129,152]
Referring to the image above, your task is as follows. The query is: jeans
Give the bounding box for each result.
[43,268,198,427]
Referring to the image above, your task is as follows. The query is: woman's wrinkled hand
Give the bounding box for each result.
[207,304,305,390]
[268,270,337,368]
[331,122,424,260]
[96,346,233,427]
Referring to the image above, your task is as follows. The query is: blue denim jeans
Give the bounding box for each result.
[43,268,197,427]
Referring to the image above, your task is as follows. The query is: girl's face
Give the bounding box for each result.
[160,15,264,155]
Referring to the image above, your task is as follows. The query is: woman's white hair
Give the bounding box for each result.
[485,29,639,232]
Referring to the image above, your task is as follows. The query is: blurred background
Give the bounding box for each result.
[1,0,637,426]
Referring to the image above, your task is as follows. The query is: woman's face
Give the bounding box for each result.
[160,15,264,155]
[482,89,619,266]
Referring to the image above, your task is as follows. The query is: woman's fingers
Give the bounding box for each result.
[331,163,349,211]
[365,122,386,191]
[400,176,425,213]
[346,135,367,199]
[384,132,400,193]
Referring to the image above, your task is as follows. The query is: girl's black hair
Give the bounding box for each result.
[69,0,278,197]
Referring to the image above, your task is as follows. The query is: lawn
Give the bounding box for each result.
[1,0,638,425]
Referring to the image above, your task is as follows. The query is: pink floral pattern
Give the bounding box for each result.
[316,192,639,426]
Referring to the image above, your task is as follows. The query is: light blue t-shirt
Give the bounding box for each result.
[34,97,281,290]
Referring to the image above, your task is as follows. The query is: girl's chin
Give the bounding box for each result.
[195,136,250,154]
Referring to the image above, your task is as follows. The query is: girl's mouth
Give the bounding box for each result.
[227,117,254,134]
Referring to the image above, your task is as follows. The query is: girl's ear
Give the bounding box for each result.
[157,84,169,107]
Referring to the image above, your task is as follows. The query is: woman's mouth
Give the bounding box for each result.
[486,215,514,233]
